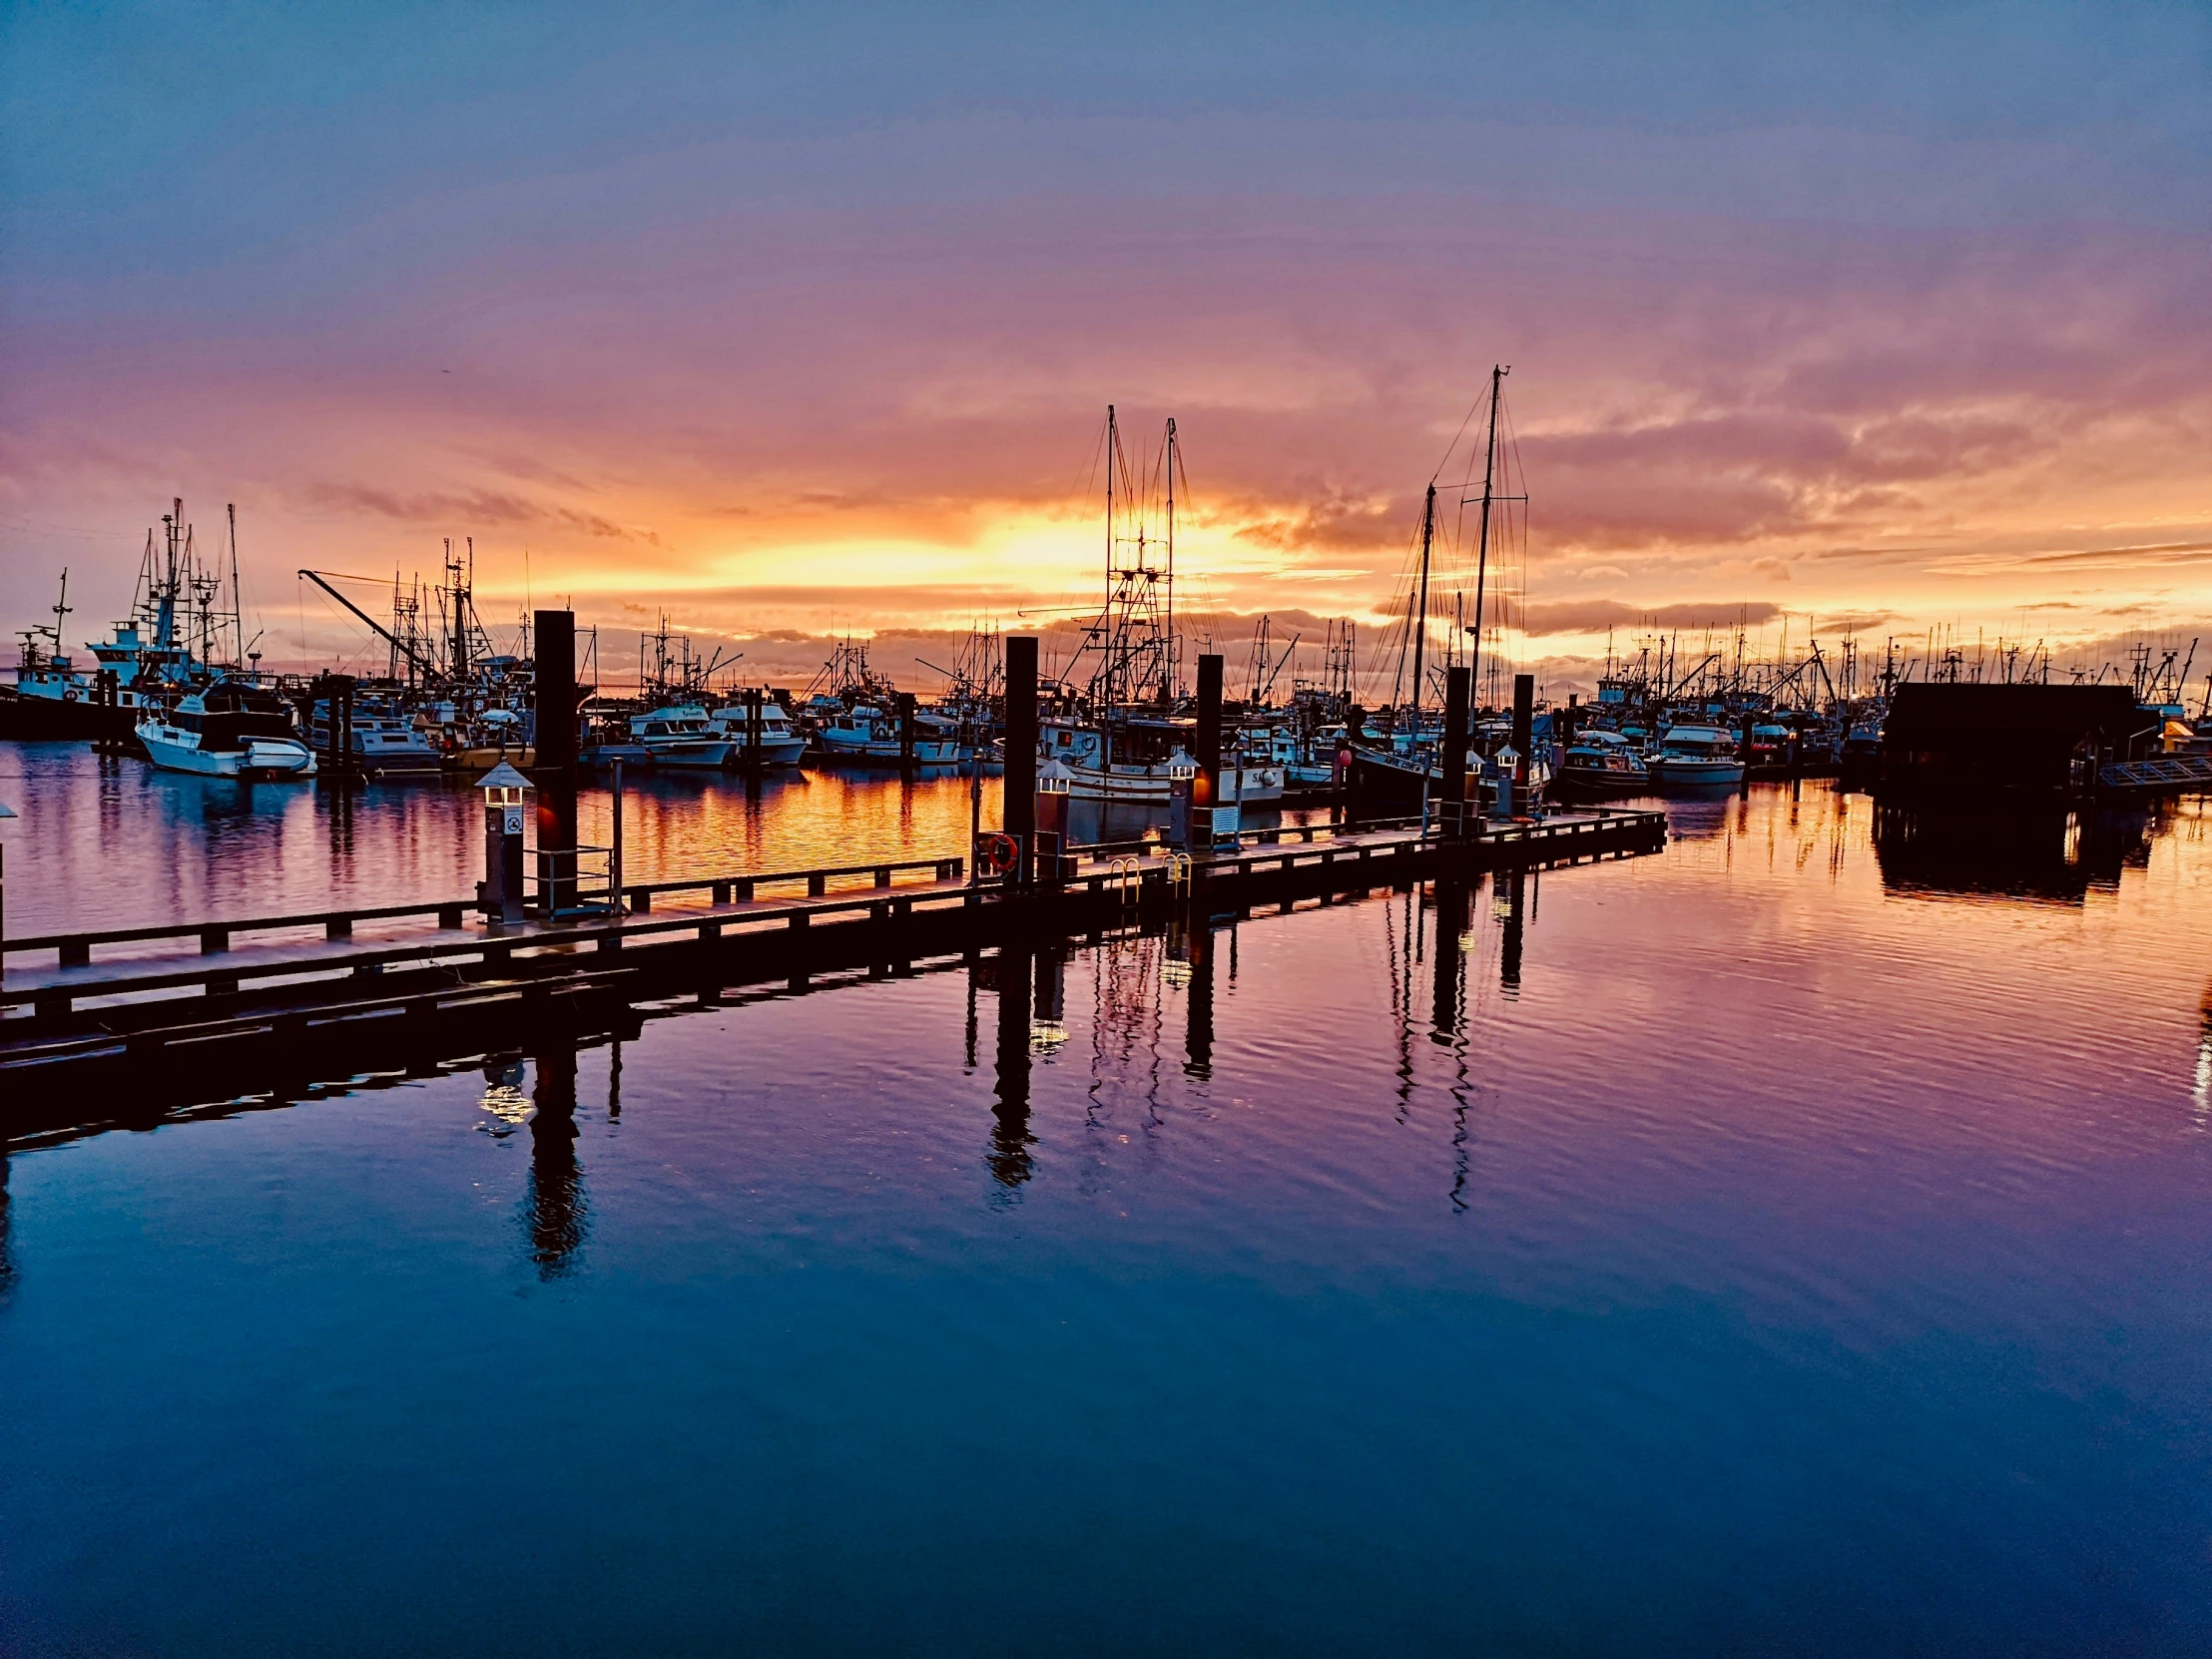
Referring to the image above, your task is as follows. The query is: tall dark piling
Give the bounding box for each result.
[744,688,765,771]
[1003,636,1038,882]
[535,610,579,912]
[896,691,917,774]
[1442,665,1471,833]
[1195,653,1224,821]
[1511,673,1534,816]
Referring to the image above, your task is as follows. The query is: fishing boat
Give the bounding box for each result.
[705,698,807,766]
[2,508,229,740]
[1648,725,1746,789]
[1041,717,1284,804]
[813,704,970,765]
[630,704,736,769]
[310,694,443,776]
[136,678,315,779]
[1550,729,1652,800]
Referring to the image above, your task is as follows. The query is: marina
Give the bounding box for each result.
[6,6,2209,1645]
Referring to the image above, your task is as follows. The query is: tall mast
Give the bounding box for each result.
[228,502,244,671]
[1467,363,1507,705]
[1409,482,1436,718]
[1164,416,1177,702]
[1105,404,1116,720]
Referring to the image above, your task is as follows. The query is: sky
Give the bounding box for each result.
[3,1,2209,696]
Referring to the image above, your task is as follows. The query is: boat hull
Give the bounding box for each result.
[139,731,316,779]
[814,734,971,766]
[643,739,738,769]
[1549,766,1652,802]
[1648,757,1746,790]
[0,686,137,742]
[1061,764,1284,804]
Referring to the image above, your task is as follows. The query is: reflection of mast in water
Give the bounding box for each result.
[1094,931,1168,1128]
[1430,876,1478,1211]
[525,1045,588,1278]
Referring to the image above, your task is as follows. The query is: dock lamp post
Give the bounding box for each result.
[475,761,532,925]
[1167,756,1200,850]
[0,800,14,979]
[1492,746,1519,821]
[1035,758,1073,882]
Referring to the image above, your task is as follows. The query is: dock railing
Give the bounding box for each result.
[2,852,967,972]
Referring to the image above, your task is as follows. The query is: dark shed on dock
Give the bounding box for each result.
[1878,684,2158,798]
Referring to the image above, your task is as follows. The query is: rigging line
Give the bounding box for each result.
[1430,391,1486,486]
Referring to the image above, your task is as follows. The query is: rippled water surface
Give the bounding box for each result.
[4,747,2212,1655]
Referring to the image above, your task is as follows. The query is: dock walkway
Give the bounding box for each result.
[0,808,1668,1124]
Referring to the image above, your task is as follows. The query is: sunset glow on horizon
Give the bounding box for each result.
[4,2,2207,692]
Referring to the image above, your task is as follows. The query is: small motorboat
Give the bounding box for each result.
[137,678,316,779]
[1647,724,1747,790]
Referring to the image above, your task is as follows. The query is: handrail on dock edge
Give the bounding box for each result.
[0,811,1669,1021]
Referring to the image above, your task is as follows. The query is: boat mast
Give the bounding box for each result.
[1164,416,1176,703]
[227,502,245,673]
[1409,482,1435,721]
[1467,363,1506,706]
[1104,403,1116,725]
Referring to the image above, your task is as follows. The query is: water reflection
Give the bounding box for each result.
[1497,868,1528,992]
[2197,986,2212,1132]
[0,1152,14,1304]
[988,946,1035,1191]
[1874,803,2153,903]
[525,1045,587,1279]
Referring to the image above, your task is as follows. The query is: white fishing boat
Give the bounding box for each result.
[1648,725,1747,789]
[814,704,971,765]
[136,679,315,779]
[705,698,807,766]
[1041,719,1284,804]
[630,705,736,768]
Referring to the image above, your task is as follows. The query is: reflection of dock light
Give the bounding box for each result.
[1458,929,1478,952]
[1491,891,1513,920]
[1029,1018,1068,1054]
[1162,957,1193,989]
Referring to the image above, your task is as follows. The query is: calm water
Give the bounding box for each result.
[4,748,2212,1655]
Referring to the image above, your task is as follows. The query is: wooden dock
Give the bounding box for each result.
[0,808,1667,1133]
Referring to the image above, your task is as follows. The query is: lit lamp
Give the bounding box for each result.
[1492,745,1520,821]
[1167,752,1200,850]
[475,761,532,924]
[1030,950,1070,1053]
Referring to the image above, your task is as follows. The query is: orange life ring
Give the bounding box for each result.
[975,831,1021,876]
